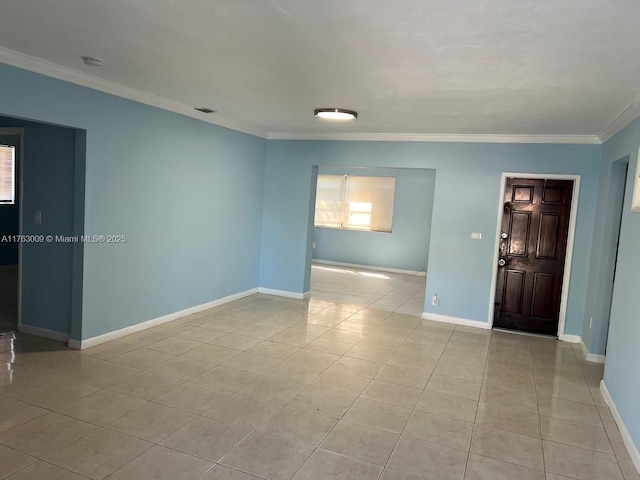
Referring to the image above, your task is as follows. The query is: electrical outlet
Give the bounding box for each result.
[312,242,316,249]
[431,294,439,306]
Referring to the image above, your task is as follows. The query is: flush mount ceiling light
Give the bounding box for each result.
[314,108,358,120]
[81,56,103,67]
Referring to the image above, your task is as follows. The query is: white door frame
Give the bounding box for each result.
[487,172,581,341]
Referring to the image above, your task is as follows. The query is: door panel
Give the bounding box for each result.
[537,214,560,259]
[508,212,530,256]
[502,270,525,314]
[531,273,554,319]
[494,178,573,336]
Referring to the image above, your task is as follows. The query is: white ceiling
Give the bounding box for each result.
[1,0,640,138]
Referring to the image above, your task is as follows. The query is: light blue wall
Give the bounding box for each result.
[261,140,602,336]
[601,116,640,455]
[0,64,266,340]
[313,167,436,272]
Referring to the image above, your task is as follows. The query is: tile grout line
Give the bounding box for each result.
[374,319,456,480]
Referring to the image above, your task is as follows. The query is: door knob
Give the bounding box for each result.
[501,232,508,239]
[498,259,506,267]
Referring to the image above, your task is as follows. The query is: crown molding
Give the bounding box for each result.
[0,47,269,138]
[4,46,630,145]
[599,93,640,143]
[267,132,602,144]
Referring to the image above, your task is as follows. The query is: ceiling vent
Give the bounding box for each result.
[81,56,103,67]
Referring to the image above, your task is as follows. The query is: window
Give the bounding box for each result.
[0,144,15,205]
[314,174,396,232]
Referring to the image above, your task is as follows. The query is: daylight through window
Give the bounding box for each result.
[0,145,15,205]
[314,175,396,232]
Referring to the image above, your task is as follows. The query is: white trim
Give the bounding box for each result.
[600,380,640,474]
[18,324,70,342]
[558,334,581,343]
[579,338,606,363]
[487,173,581,342]
[267,132,602,144]
[68,288,259,349]
[257,288,309,299]
[422,312,491,329]
[312,259,427,276]
[599,93,640,142]
[0,47,268,139]
[493,328,557,339]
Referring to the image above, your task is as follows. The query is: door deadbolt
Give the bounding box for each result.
[501,232,508,239]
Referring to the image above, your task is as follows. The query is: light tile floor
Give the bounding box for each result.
[0,268,638,479]
[310,264,426,315]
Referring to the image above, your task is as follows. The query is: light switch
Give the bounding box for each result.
[471,232,482,240]
[34,211,42,224]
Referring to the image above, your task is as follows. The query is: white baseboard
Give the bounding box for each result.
[421,312,490,329]
[18,324,70,343]
[579,338,606,363]
[600,380,640,473]
[68,288,259,350]
[312,259,427,277]
[550,334,607,363]
[258,288,309,299]
[558,334,581,343]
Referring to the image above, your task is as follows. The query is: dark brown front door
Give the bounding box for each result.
[493,177,573,336]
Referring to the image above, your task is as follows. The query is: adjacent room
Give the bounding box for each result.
[0,1,639,479]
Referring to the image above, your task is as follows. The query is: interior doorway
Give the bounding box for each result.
[308,165,435,314]
[0,130,22,332]
[491,175,578,336]
[599,159,629,355]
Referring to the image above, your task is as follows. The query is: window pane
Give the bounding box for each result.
[314,175,344,227]
[345,176,395,232]
[0,145,15,204]
[314,174,396,233]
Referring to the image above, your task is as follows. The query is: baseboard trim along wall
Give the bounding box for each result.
[18,324,70,343]
[559,334,607,363]
[580,338,606,363]
[68,287,260,349]
[313,259,427,277]
[600,380,640,474]
[421,312,491,329]
[257,288,310,299]
[558,334,581,343]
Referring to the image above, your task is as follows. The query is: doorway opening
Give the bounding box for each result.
[0,128,22,333]
[0,116,85,344]
[307,166,435,315]
[598,159,629,356]
[489,173,580,338]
